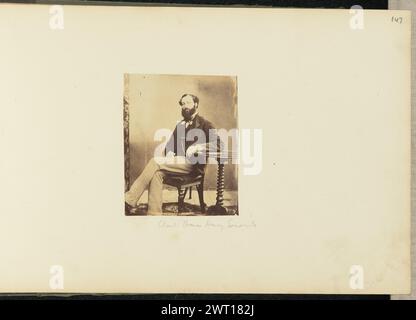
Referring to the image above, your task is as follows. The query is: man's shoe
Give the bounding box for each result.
[125,202,141,215]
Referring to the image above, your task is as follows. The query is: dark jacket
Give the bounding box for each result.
[164,114,222,176]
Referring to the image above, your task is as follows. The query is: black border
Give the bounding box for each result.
[0,0,388,9]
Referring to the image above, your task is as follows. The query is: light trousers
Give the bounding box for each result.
[125,156,193,214]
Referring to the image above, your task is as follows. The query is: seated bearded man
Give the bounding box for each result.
[125,93,222,215]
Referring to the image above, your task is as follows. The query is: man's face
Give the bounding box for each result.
[180,95,197,121]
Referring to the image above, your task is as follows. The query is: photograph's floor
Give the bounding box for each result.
[126,189,238,216]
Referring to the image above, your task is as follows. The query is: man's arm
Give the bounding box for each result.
[186,120,225,159]
[164,125,177,156]
[205,121,224,155]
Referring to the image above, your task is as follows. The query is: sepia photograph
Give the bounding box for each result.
[123,74,239,216]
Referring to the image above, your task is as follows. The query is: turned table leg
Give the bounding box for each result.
[207,161,228,215]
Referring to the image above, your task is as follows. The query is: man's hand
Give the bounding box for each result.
[186,144,205,158]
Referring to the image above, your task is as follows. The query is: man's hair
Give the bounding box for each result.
[179,94,199,107]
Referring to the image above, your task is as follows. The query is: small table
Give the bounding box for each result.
[205,152,237,216]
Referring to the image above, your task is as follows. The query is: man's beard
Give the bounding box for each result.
[182,106,196,121]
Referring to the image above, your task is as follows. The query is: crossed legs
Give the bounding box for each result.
[125,157,193,214]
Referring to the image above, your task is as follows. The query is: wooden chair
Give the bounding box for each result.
[163,172,206,213]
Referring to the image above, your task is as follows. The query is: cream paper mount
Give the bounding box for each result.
[0,4,411,294]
